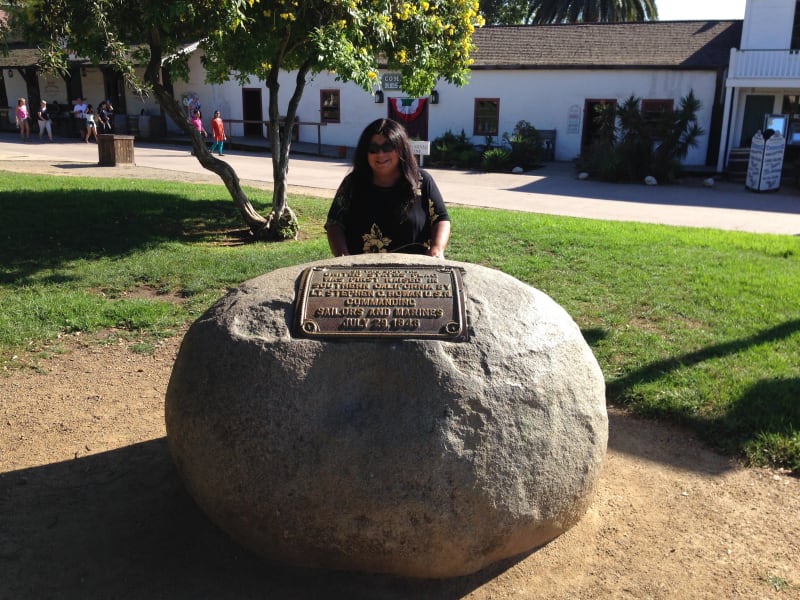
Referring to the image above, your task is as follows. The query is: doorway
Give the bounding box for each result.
[581,99,617,155]
[241,88,263,137]
[740,95,775,147]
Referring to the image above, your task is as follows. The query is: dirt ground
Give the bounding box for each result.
[1,163,799,599]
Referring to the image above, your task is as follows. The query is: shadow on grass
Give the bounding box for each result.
[710,377,800,470]
[0,187,264,284]
[603,319,800,471]
[580,327,608,346]
[0,439,530,599]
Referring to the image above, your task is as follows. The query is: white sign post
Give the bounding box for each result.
[409,140,431,167]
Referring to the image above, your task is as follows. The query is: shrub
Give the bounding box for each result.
[430,129,480,168]
[502,120,542,171]
[481,147,513,172]
[578,91,704,183]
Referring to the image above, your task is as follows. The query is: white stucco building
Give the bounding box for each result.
[6,3,798,174]
[165,20,739,167]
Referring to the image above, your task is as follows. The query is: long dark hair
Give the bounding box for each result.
[351,118,420,205]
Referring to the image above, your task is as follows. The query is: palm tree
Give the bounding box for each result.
[526,0,658,23]
[480,0,657,24]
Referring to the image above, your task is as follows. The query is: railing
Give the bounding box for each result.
[728,48,800,80]
[223,118,327,154]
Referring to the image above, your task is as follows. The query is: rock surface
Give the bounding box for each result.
[165,254,607,579]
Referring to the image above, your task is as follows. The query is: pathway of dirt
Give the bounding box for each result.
[1,330,798,599]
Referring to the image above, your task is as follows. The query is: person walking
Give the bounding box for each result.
[73,97,87,140]
[210,110,226,156]
[16,98,31,141]
[37,100,53,141]
[84,104,99,143]
[97,101,112,131]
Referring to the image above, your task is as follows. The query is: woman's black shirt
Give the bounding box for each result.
[325,170,449,255]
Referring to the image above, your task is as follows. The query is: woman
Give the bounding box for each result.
[210,110,226,156]
[37,100,53,141]
[325,118,450,257]
[15,98,30,141]
[97,101,112,131]
[84,104,99,142]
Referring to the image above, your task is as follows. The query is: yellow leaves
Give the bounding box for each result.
[393,1,417,20]
[279,12,296,21]
[395,48,407,64]
[381,14,394,30]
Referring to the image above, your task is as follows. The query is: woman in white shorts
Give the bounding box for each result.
[37,100,53,141]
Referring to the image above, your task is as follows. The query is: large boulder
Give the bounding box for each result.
[165,254,607,579]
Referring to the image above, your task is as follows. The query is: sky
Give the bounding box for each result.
[656,0,746,21]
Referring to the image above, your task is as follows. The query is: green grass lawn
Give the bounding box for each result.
[1,171,798,472]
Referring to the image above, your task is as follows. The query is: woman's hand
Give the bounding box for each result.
[326,224,350,257]
[427,221,451,259]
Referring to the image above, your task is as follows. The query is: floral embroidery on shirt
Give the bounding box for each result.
[362,223,392,253]
[428,196,439,224]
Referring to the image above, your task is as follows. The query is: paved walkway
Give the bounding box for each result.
[2,133,800,235]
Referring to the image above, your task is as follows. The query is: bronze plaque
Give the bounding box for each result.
[295,265,468,341]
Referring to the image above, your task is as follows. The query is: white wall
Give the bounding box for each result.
[38,73,69,107]
[170,52,719,166]
[168,52,247,134]
[4,71,68,126]
[741,0,795,49]
[3,73,26,126]
[293,68,718,165]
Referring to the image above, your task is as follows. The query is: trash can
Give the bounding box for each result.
[98,134,135,166]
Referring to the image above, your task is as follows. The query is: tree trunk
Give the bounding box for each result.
[144,40,269,239]
[263,61,313,240]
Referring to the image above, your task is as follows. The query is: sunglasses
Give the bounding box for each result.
[367,141,396,154]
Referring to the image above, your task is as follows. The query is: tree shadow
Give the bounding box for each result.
[607,320,800,396]
[707,376,800,469]
[0,187,266,284]
[0,439,530,599]
[599,319,800,472]
[503,163,800,215]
